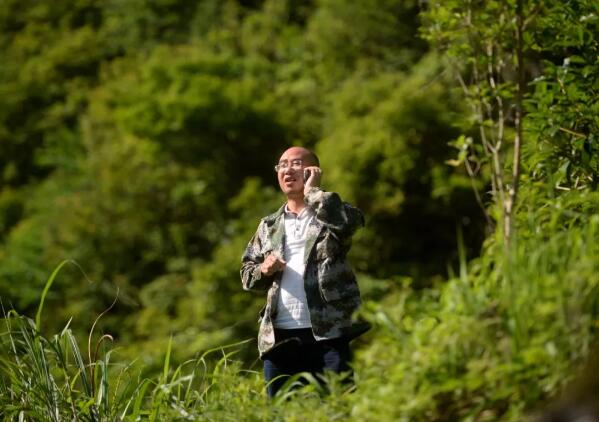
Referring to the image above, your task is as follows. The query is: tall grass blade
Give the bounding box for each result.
[66,329,93,398]
[128,378,153,420]
[35,259,73,330]
[163,335,173,382]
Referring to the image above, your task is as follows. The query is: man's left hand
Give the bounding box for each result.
[303,166,322,194]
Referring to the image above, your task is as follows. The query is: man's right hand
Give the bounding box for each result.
[260,254,286,276]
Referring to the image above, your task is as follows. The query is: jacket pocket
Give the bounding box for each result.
[318,263,361,303]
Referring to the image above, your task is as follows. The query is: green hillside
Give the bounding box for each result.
[1,0,598,420]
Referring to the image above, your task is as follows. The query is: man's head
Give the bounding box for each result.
[275,147,320,197]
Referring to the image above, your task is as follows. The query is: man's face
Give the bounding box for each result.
[276,147,312,196]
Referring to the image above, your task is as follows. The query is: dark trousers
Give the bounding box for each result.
[263,328,352,398]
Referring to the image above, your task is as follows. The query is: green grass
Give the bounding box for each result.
[2,195,599,421]
[0,307,356,421]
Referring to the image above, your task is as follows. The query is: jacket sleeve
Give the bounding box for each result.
[240,221,274,291]
[304,187,365,242]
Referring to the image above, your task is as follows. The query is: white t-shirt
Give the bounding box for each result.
[273,205,314,329]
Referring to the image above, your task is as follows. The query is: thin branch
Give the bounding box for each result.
[504,0,525,247]
[558,127,586,138]
[88,290,119,396]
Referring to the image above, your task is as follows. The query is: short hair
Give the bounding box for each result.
[280,146,320,167]
[308,150,320,167]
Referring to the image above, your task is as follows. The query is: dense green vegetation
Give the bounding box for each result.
[1,0,598,420]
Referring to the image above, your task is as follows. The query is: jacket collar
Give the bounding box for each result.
[262,204,285,258]
[263,204,286,226]
[263,203,323,264]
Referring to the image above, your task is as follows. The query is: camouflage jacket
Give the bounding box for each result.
[241,187,365,358]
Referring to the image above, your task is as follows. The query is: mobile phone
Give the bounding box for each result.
[304,169,311,182]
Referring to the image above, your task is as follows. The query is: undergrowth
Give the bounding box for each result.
[2,192,599,421]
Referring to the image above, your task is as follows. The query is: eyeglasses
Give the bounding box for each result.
[274,159,303,172]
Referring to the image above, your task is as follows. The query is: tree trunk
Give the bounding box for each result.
[504,0,525,248]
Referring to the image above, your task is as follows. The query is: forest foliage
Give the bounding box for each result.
[1,0,598,420]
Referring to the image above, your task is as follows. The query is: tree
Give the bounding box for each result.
[422,0,532,246]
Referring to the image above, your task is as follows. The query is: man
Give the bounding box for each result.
[240,146,366,398]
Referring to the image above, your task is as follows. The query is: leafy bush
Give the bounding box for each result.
[2,194,598,420]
